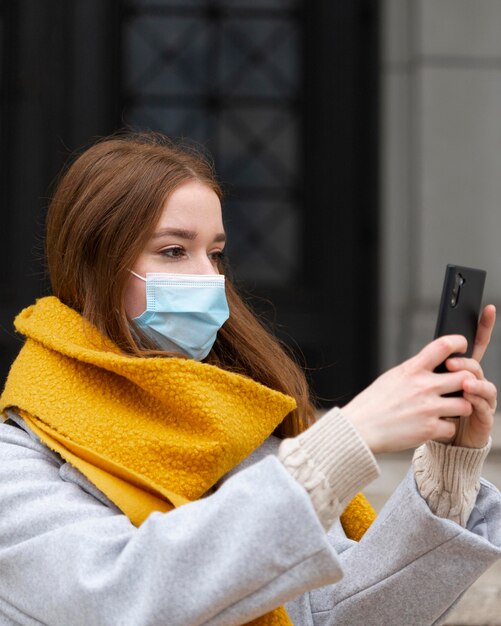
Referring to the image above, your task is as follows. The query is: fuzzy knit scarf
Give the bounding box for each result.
[0,296,376,626]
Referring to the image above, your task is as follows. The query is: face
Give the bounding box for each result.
[124,179,225,319]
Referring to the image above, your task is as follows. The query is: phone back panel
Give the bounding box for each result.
[434,264,486,367]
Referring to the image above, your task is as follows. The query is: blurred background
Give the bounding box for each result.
[0,0,500,410]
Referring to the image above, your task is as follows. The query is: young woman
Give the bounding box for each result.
[0,132,499,626]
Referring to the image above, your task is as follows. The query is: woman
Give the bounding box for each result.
[0,132,499,626]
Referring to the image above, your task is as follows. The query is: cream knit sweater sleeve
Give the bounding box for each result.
[279,407,490,529]
[412,438,491,527]
[278,407,380,529]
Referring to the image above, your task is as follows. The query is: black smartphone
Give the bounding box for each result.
[434,264,486,379]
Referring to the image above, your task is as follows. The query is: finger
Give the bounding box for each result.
[472,304,496,363]
[463,393,495,422]
[433,370,475,396]
[463,379,497,409]
[417,335,468,371]
[433,419,458,443]
[446,357,484,380]
[436,396,473,419]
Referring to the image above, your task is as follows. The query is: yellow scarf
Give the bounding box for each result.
[0,297,376,626]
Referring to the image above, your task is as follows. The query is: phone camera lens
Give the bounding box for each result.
[451,296,456,306]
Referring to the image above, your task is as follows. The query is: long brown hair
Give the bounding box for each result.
[46,131,315,437]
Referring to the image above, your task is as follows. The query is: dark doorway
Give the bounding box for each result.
[0,0,379,407]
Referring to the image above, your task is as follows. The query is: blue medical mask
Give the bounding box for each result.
[130,271,230,361]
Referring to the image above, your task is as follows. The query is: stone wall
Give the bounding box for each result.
[380,0,501,387]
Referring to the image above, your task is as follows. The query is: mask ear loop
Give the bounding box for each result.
[129,270,146,282]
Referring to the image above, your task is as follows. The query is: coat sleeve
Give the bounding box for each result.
[295,469,501,626]
[0,423,342,626]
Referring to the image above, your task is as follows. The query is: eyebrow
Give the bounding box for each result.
[152,227,226,243]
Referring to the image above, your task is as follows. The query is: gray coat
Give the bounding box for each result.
[0,414,500,626]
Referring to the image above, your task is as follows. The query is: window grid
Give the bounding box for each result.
[121,0,303,284]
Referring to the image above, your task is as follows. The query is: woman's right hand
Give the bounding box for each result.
[342,335,476,454]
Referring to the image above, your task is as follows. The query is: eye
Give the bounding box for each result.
[160,246,186,259]
[209,250,225,264]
